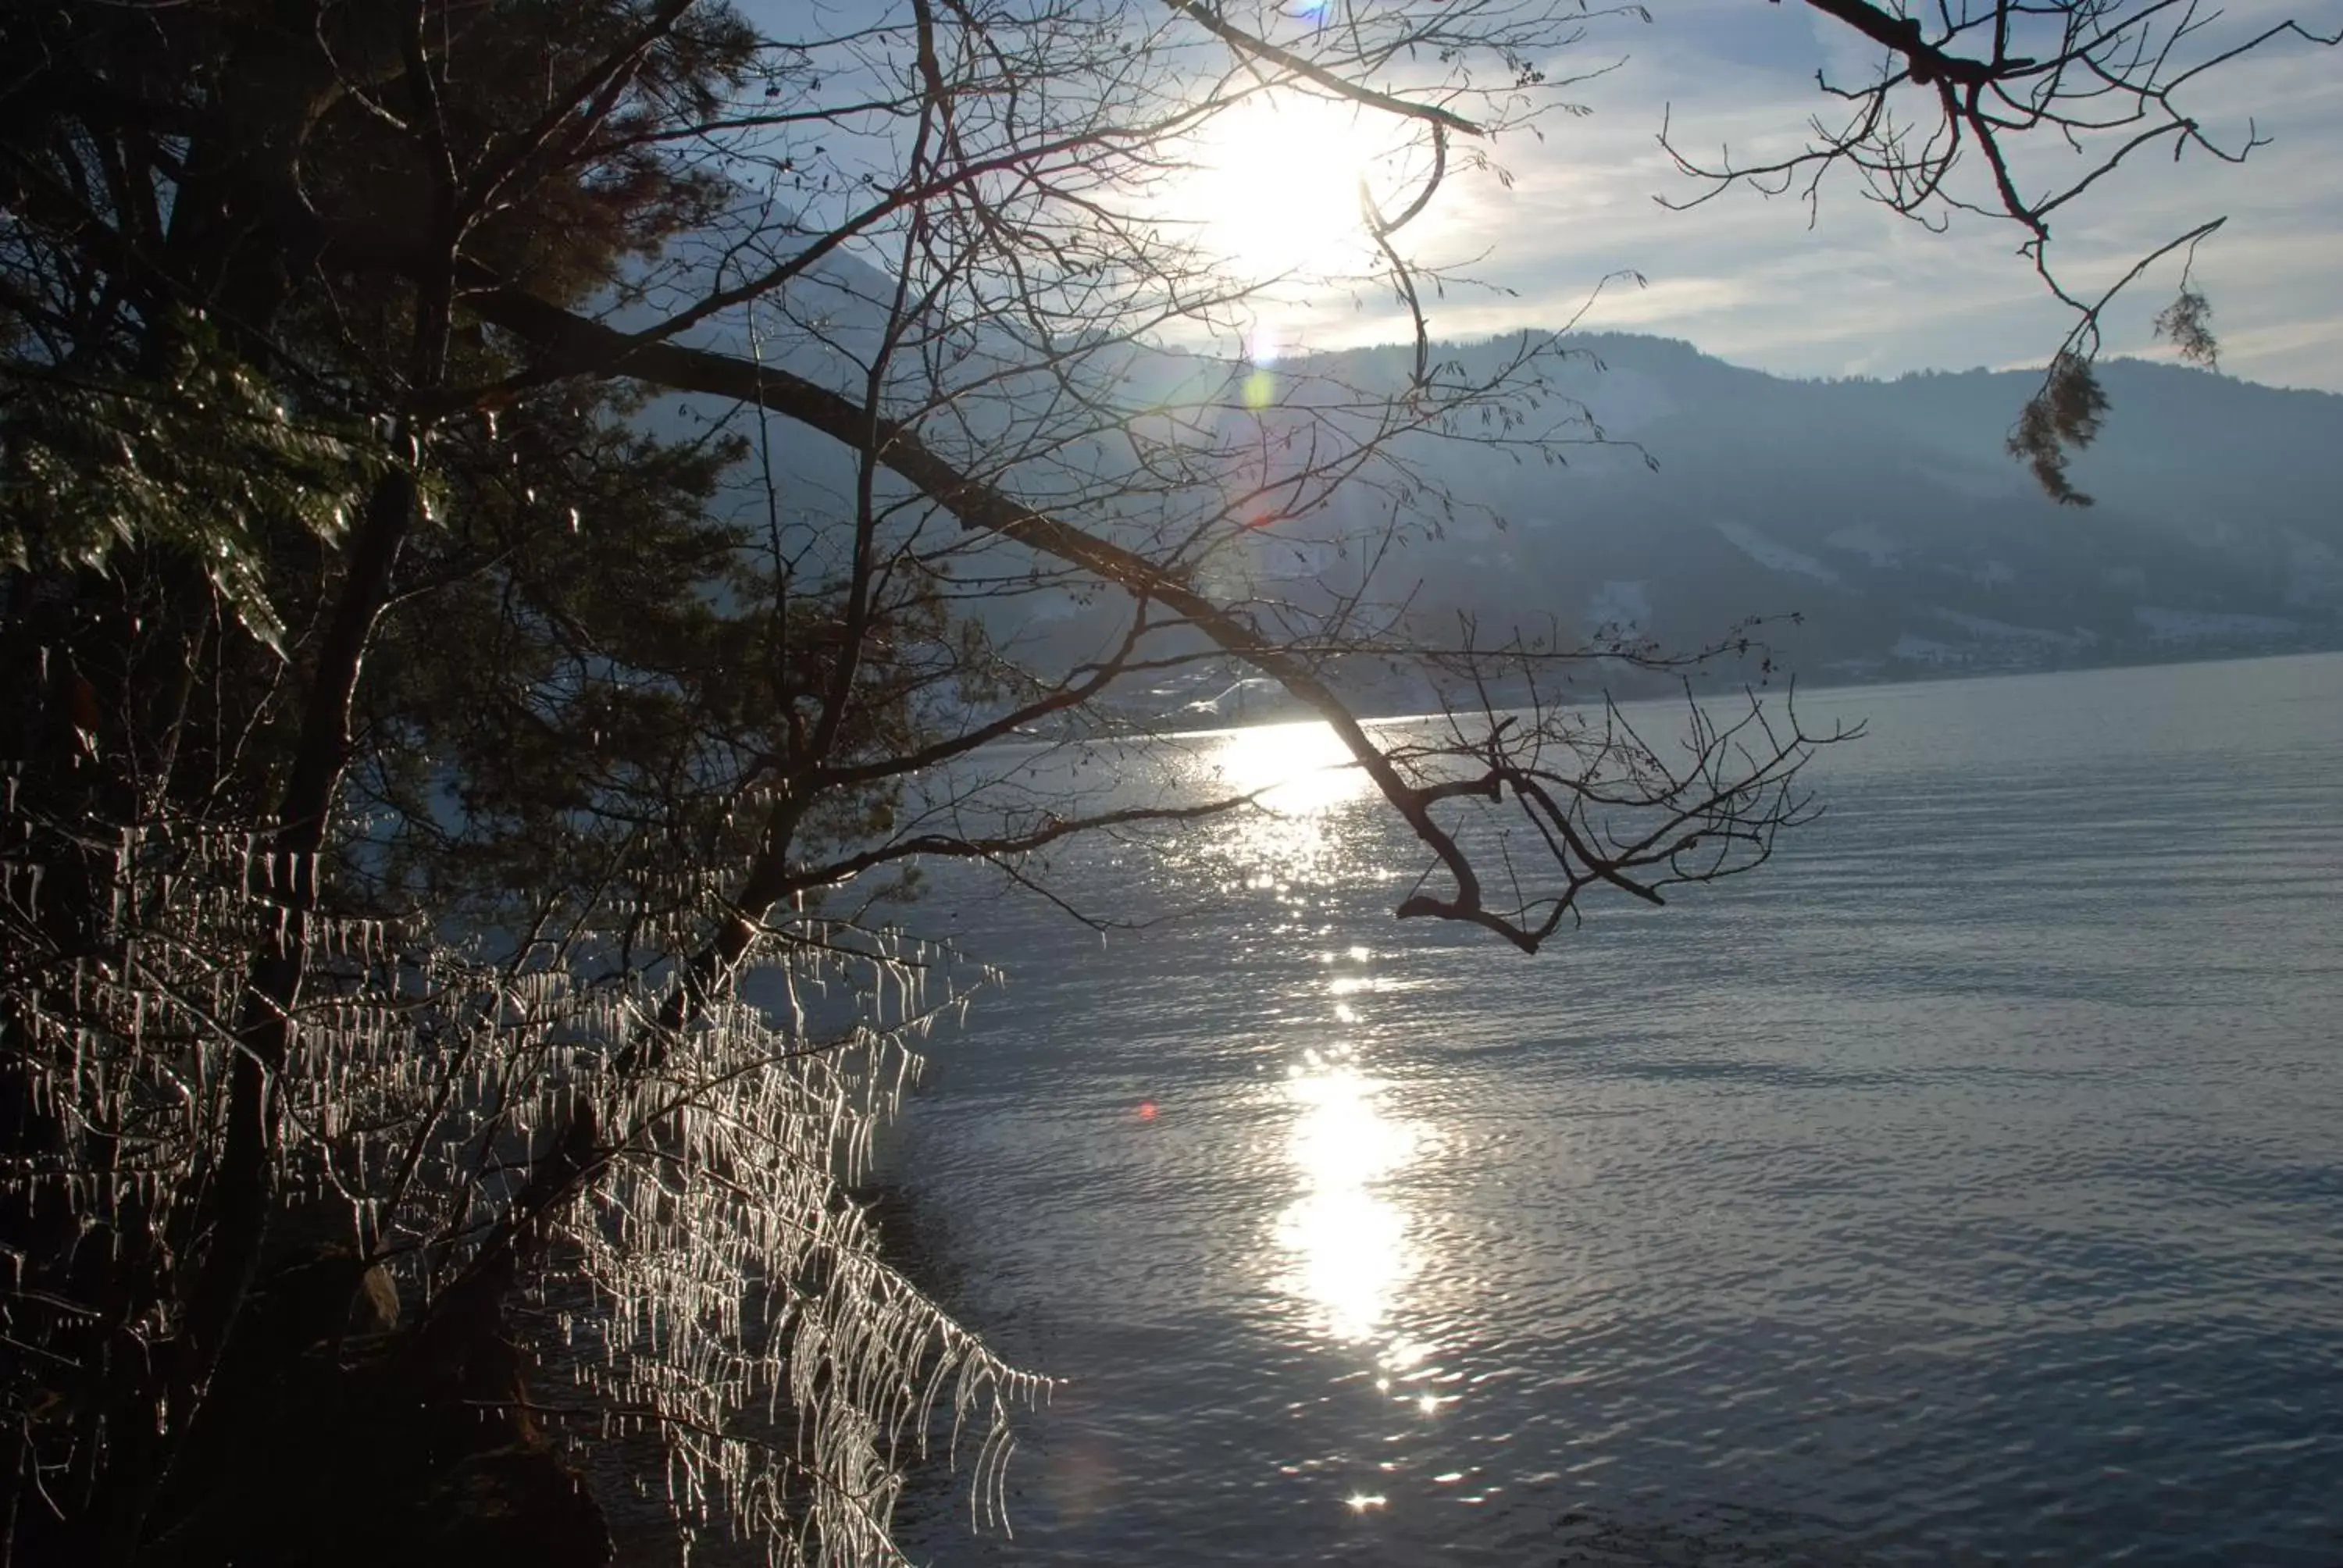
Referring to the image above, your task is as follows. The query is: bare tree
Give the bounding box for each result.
[0,0,2320,1563]
[1660,0,2338,499]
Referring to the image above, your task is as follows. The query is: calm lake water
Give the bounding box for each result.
[887,653,2343,1566]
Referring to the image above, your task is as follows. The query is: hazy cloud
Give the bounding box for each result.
[1307,2,2343,388]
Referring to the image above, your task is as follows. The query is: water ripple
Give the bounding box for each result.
[893,656,2343,1566]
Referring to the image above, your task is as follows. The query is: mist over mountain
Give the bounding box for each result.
[1275,333,2343,684]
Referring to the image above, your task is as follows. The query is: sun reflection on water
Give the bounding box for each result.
[1184,732,1453,1504]
[1209,721,1372,816]
[1271,1023,1455,1531]
[1275,1053,1419,1343]
[1198,722,1378,894]
[1268,934,1446,1370]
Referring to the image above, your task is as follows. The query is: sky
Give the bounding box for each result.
[748,0,2342,391]
[1259,0,2343,390]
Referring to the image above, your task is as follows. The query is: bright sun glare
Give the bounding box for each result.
[1182,93,1413,281]
[1278,1058,1418,1342]
[1211,722,1371,815]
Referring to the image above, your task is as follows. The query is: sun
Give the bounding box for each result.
[1178,91,1422,282]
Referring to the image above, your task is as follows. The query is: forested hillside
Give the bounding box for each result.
[1221,337,2343,683]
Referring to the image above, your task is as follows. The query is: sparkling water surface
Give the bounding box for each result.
[889,653,2343,1566]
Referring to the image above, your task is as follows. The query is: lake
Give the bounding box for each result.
[887,652,2343,1566]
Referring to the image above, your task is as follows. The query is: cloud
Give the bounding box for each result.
[1360,4,2343,388]
[747,0,2341,390]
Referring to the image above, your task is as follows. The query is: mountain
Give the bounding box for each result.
[1270,334,2343,683]
[642,246,2343,687]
